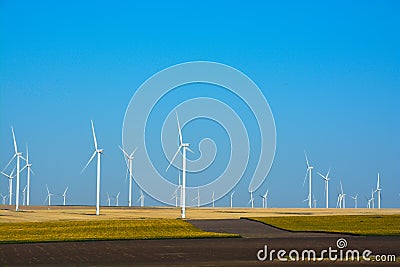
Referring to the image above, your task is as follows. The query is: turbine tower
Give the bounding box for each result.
[211,191,215,208]
[317,169,331,208]
[138,190,145,207]
[304,151,313,209]
[82,120,104,216]
[192,188,200,208]
[119,146,137,207]
[106,192,111,206]
[22,185,27,205]
[370,188,375,209]
[230,191,235,208]
[20,145,34,206]
[350,194,358,208]
[62,187,69,206]
[249,189,254,208]
[339,181,346,208]
[261,189,269,208]
[166,111,193,219]
[115,192,120,206]
[375,173,381,209]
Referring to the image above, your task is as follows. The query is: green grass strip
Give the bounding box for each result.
[0,219,238,244]
[250,215,400,236]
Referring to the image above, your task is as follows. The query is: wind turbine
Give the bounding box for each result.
[211,191,215,208]
[339,181,346,208]
[62,187,69,206]
[370,188,375,209]
[2,127,24,211]
[317,169,331,208]
[171,173,181,207]
[119,146,137,207]
[166,111,193,219]
[20,145,34,206]
[0,168,15,205]
[137,190,145,207]
[249,189,254,208]
[303,151,313,209]
[230,191,235,208]
[82,120,104,216]
[44,184,54,206]
[0,193,7,205]
[313,196,317,208]
[375,173,381,209]
[260,189,269,208]
[350,194,358,208]
[22,185,27,205]
[106,192,111,206]
[192,188,200,208]
[115,192,120,206]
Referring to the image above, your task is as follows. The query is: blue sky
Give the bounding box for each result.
[0,1,399,208]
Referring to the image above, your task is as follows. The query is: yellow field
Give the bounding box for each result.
[1,205,400,223]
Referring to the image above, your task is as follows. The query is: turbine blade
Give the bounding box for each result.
[304,151,309,168]
[317,172,325,179]
[129,147,138,158]
[26,144,29,163]
[118,145,130,158]
[166,147,181,172]
[2,154,16,172]
[91,120,98,150]
[11,127,18,154]
[176,111,183,145]
[186,147,194,154]
[326,168,331,178]
[303,170,308,187]
[64,186,69,195]
[46,184,49,194]
[81,151,97,173]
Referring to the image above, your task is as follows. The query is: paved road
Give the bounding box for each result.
[0,219,399,266]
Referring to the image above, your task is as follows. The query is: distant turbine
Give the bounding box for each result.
[375,173,381,209]
[20,145,34,206]
[106,192,111,206]
[211,191,215,208]
[192,188,200,208]
[303,151,313,209]
[317,169,331,208]
[249,189,254,208]
[0,193,7,205]
[62,186,69,206]
[260,189,269,208]
[0,168,15,205]
[115,192,120,206]
[313,196,317,208]
[370,188,375,209]
[44,184,54,206]
[119,146,137,207]
[137,190,145,207]
[230,191,235,208]
[166,111,193,219]
[2,127,24,211]
[339,180,346,208]
[82,120,104,216]
[171,173,181,208]
[22,185,27,205]
[350,194,358,208]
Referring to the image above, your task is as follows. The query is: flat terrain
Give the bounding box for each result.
[1,205,400,222]
[0,206,399,266]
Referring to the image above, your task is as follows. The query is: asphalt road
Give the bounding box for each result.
[0,219,399,266]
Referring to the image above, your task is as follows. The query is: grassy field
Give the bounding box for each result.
[251,215,400,236]
[0,219,237,244]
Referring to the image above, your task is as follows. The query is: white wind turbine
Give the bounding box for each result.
[22,185,27,205]
[339,181,346,208]
[249,189,254,208]
[317,169,331,208]
[375,173,381,209]
[62,187,69,206]
[2,127,24,211]
[230,191,235,208]
[119,146,137,207]
[115,192,120,206]
[166,111,193,219]
[0,168,15,205]
[137,190,145,207]
[260,189,269,208]
[20,145,34,206]
[350,194,358,208]
[81,120,104,216]
[44,184,54,206]
[313,196,317,208]
[0,193,7,205]
[106,192,111,206]
[171,173,181,207]
[370,188,375,209]
[192,188,200,208]
[211,191,215,208]
[303,152,313,209]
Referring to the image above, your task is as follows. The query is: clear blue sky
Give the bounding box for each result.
[1,1,399,207]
